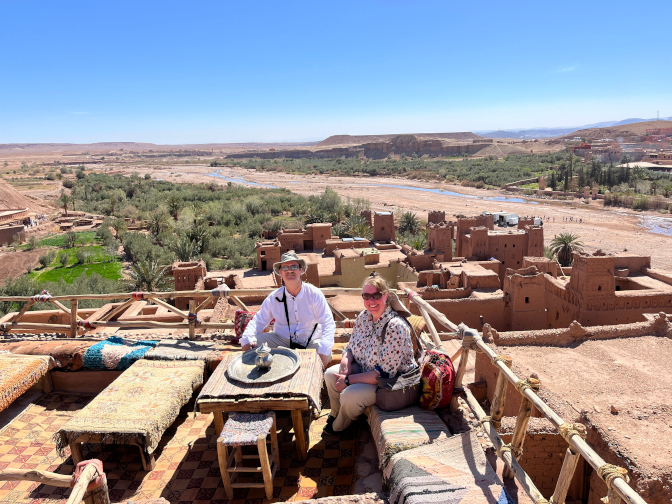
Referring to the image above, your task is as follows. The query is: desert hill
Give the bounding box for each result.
[558,120,672,140]
[0,181,51,214]
[316,131,482,148]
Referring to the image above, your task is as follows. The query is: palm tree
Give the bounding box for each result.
[398,211,421,234]
[345,216,373,240]
[149,212,171,237]
[59,191,70,216]
[167,195,183,221]
[128,259,172,291]
[171,235,197,262]
[550,233,585,267]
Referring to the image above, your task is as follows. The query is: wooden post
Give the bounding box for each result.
[490,354,513,431]
[551,447,581,504]
[70,299,78,338]
[502,376,539,479]
[450,345,470,411]
[257,434,273,499]
[11,300,35,323]
[66,464,98,504]
[188,299,196,340]
[416,305,444,349]
[291,409,307,461]
[230,295,249,312]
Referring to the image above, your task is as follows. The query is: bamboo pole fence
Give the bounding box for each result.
[0,287,377,340]
[405,288,647,504]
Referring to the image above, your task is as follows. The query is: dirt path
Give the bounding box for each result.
[124,164,672,271]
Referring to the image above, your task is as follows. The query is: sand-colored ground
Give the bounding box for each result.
[127,164,672,271]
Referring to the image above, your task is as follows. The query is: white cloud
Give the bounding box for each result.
[555,65,578,73]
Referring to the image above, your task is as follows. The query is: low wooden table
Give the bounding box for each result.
[196,349,324,461]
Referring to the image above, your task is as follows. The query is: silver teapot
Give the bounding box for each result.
[255,343,274,370]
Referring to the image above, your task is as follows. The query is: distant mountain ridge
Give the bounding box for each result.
[480,117,672,139]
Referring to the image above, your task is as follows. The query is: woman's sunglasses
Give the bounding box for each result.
[362,292,384,301]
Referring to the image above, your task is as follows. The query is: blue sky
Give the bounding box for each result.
[2,1,671,144]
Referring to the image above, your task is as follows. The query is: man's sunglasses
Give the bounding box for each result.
[362,292,384,301]
[281,264,301,272]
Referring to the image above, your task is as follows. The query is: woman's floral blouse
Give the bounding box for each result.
[345,305,416,377]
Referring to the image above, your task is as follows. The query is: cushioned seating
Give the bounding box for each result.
[55,359,204,470]
[365,405,451,469]
[1,340,94,371]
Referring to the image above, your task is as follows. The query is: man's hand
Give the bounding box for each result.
[333,373,347,392]
[319,353,330,369]
[241,342,257,351]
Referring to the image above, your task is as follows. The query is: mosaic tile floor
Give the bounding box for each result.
[0,393,362,503]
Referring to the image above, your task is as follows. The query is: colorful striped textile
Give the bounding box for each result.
[83,336,158,371]
[367,405,451,469]
[384,431,514,504]
[55,359,204,459]
[197,349,323,413]
[0,353,55,412]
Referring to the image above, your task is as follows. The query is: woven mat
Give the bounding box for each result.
[55,359,204,458]
[367,405,451,469]
[197,349,324,413]
[1,340,94,371]
[0,393,359,504]
[385,431,514,504]
[83,336,158,371]
[0,354,54,412]
[143,339,221,362]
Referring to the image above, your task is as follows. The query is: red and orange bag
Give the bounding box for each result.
[419,349,456,410]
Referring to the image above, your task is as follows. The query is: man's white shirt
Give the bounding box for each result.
[240,282,335,356]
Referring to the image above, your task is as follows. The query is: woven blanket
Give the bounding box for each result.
[55,359,204,458]
[384,431,514,504]
[219,412,274,446]
[143,339,221,362]
[367,405,451,469]
[197,349,324,413]
[0,353,54,412]
[2,340,94,370]
[83,336,158,371]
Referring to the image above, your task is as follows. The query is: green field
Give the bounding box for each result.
[38,231,98,248]
[32,262,123,283]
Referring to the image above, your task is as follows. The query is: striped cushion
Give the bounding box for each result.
[367,405,451,469]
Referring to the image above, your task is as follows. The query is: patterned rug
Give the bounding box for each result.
[143,340,221,363]
[0,340,94,371]
[55,360,204,460]
[83,337,158,371]
[0,354,53,412]
[0,393,360,503]
[384,431,514,504]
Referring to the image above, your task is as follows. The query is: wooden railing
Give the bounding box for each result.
[0,287,366,339]
[405,288,646,504]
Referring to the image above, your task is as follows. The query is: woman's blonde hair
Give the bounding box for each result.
[363,273,389,298]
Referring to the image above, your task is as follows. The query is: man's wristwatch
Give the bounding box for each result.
[344,376,350,386]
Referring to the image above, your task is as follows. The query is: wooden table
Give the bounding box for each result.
[198,396,311,460]
[196,350,324,461]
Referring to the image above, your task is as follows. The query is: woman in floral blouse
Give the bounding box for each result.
[323,274,416,434]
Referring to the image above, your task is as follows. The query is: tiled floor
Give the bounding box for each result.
[0,393,362,503]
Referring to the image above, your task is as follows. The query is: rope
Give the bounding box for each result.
[491,354,512,367]
[77,320,95,331]
[187,312,200,325]
[479,415,500,430]
[31,290,52,303]
[597,463,629,504]
[462,332,484,352]
[212,285,230,298]
[0,323,7,333]
[515,377,540,394]
[496,443,522,459]
[131,292,145,301]
[558,422,587,443]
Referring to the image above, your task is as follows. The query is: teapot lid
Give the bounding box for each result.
[256,342,271,353]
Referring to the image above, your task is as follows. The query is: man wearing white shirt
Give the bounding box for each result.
[241,251,334,368]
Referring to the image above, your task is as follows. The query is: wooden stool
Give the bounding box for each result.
[217,411,279,499]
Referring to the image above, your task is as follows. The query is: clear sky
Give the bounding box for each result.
[2,0,671,144]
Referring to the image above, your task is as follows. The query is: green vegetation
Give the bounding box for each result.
[550,233,585,267]
[211,153,566,186]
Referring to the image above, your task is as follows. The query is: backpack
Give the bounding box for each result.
[419,349,456,410]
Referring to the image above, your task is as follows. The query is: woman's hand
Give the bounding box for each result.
[339,355,352,375]
[333,373,348,392]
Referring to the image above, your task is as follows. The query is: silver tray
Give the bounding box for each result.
[226,348,302,385]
